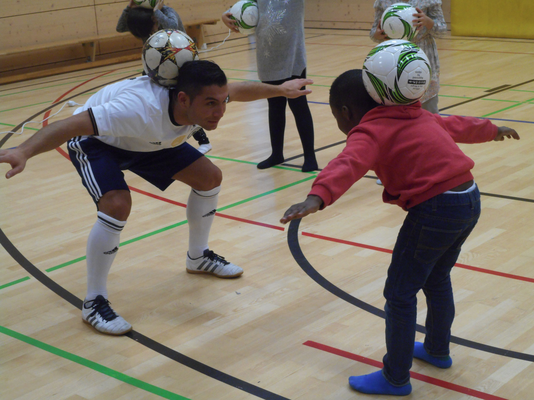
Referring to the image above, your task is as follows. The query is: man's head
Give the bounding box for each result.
[172,60,229,130]
[329,69,379,134]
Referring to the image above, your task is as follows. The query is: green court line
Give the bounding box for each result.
[0,276,30,290]
[481,96,534,118]
[206,155,317,173]
[1,172,316,288]
[0,325,190,400]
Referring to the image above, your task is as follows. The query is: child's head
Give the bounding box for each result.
[127,7,158,40]
[329,69,379,134]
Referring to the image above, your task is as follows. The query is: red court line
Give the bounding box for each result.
[302,232,534,284]
[304,340,507,400]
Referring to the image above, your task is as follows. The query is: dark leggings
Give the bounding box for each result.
[261,69,317,171]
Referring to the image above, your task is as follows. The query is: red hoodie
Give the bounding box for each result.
[309,103,498,210]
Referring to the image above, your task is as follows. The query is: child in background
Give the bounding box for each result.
[280,69,519,396]
[371,0,447,114]
[117,0,212,154]
[222,0,318,172]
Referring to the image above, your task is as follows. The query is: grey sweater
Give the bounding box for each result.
[116,5,185,42]
[255,0,307,82]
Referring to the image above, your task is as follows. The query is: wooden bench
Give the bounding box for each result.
[0,18,219,85]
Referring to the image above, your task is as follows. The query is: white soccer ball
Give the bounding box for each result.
[132,0,157,9]
[362,40,431,106]
[229,0,259,35]
[381,2,418,41]
[142,30,200,87]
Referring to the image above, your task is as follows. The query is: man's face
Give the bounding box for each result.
[186,84,229,131]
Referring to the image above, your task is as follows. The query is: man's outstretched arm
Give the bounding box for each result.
[227,79,313,102]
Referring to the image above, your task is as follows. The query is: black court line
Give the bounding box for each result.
[0,228,290,400]
[287,219,534,363]
[484,85,511,93]
[439,77,534,112]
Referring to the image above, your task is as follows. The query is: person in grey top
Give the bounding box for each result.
[117,0,212,154]
[223,0,318,172]
[370,0,447,114]
[117,0,184,42]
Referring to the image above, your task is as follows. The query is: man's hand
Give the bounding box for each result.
[0,148,28,179]
[280,195,323,225]
[279,78,313,98]
[494,126,520,141]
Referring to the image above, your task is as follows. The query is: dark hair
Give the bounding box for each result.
[330,69,379,115]
[127,7,155,40]
[173,60,228,101]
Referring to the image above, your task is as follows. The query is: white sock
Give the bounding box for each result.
[186,186,220,259]
[86,211,126,301]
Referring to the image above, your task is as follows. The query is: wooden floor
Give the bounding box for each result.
[1,29,533,400]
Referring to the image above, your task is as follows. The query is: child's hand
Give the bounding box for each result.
[128,0,136,7]
[413,7,434,30]
[280,196,323,224]
[494,126,520,141]
[373,21,389,42]
[154,0,164,11]
[222,11,240,33]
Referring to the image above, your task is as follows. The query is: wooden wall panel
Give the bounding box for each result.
[0,0,92,18]
[0,8,98,50]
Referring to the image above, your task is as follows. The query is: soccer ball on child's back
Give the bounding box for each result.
[142,30,199,87]
[381,2,418,41]
[362,39,431,106]
[229,0,259,35]
[132,0,157,9]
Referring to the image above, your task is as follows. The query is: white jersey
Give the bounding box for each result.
[74,76,196,152]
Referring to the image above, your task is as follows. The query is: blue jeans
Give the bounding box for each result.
[382,186,481,386]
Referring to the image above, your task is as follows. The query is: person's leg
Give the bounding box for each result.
[287,95,317,172]
[172,156,243,278]
[287,69,317,172]
[192,128,212,154]
[257,79,288,169]
[421,95,439,114]
[67,138,132,335]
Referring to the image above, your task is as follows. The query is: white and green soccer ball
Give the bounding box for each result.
[132,0,157,9]
[142,30,200,87]
[362,40,431,106]
[229,0,259,35]
[381,2,418,41]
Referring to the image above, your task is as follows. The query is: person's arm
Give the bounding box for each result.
[435,114,520,143]
[370,5,388,43]
[0,111,95,179]
[414,4,447,38]
[280,131,379,224]
[227,79,313,102]
[154,3,183,31]
[116,1,134,33]
[221,10,240,33]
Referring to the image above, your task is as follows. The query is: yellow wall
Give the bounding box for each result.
[451,0,534,39]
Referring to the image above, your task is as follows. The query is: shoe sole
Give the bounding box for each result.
[186,268,243,278]
[82,318,132,336]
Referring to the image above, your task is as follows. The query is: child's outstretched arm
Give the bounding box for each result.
[280,195,323,224]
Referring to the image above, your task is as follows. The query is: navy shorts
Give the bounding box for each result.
[67,137,203,204]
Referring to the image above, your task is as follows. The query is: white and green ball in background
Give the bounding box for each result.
[229,0,259,35]
[132,0,158,9]
[381,2,418,41]
[142,30,200,87]
[362,39,431,106]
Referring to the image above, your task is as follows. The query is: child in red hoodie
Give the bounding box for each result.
[280,69,519,396]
